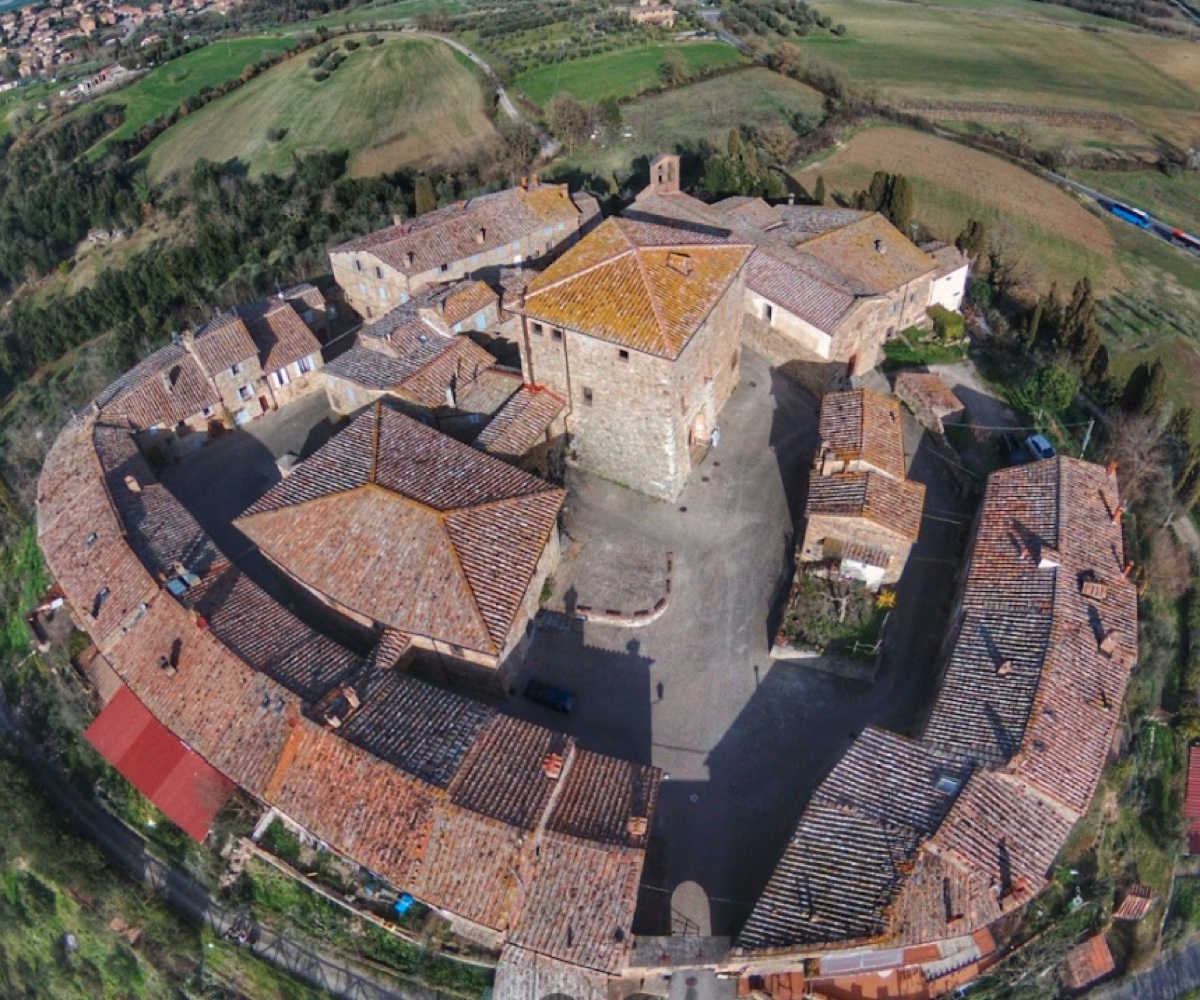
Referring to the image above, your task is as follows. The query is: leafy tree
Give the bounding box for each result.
[659,49,689,87]
[545,93,591,152]
[1029,363,1078,412]
[597,96,621,129]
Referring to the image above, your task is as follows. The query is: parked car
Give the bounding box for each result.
[524,679,575,714]
[999,432,1025,464]
[1026,433,1056,461]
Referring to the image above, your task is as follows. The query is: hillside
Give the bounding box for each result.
[144,34,499,182]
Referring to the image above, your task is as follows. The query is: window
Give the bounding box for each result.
[298,356,313,374]
[475,314,486,332]
[514,254,523,264]
[439,263,449,273]
[471,254,480,265]
[531,322,544,336]
[359,282,367,295]
[618,349,630,362]
[763,302,773,322]
[230,362,242,376]
[379,287,389,302]
[401,292,409,304]
[551,328,563,342]
[583,387,594,406]
[202,405,215,418]
[354,259,363,272]
[274,367,291,387]
[374,265,383,279]
[238,385,253,401]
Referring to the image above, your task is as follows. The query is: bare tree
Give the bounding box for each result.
[1105,410,1170,509]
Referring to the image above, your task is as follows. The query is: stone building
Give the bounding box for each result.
[512,216,753,500]
[183,314,268,423]
[628,154,965,389]
[328,180,600,321]
[239,296,325,408]
[235,403,565,693]
[894,370,964,438]
[798,389,925,588]
[922,241,970,312]
[628,0,675,26]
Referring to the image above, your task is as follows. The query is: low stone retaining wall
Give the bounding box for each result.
[549,552,673,629]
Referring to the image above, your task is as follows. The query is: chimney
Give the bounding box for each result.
[393,213,404,227]
[445,384,456,409]
[405,250,415,267]
[1122,560,1134,578]
[1098,630,1118,656]
[1111,502,1124,525]
[874,238,886,254]
[788,193,795,206]
[1037,546,1060,570]
[626,815,648,838]
[996,660,1014,677]
[1106,460,1118,476]
[530,173,539,189]
[542,752,564,779]
[477,226,486,245]
[124,474,141,493]
[520,174,527,189]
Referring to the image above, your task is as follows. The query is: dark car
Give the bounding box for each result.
[999,432,1025,464]
[524,679,575,714]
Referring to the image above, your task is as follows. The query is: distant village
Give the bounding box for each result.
[0,0,239,82]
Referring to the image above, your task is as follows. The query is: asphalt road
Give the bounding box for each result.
[1093,942,1200,1000]
[0,687,433,1000]
[1045,169,1200,257]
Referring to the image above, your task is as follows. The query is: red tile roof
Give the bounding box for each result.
[240,299,322,374]
[1186,744,1200,854]
[805,471,925,542]
[521,217,752,360]
[97,341,219,428]
[819,389,907,479]
[237,405,564,655]
[190,314,259,373]
[85,684,234,841]
[330,184,586,278]
[1061,933,1115,992]
[475,385,566,461]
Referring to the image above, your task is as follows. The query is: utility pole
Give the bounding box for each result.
[1080,417,1095,458]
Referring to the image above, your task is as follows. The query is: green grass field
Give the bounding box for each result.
[84,36,298,156]
[512,41,748,107]
[302,0,468,29]
[1073,168,1200,237]
[555,68,824,184]
[791,0,1200,145]
[143,35,498,181]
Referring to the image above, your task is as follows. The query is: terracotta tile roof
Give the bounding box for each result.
[413,802,524,929]
[805,472,925,542]
[928,770,1075,904]
[712,195,784,230]
[547,749,660,849]
[278,282,326,314]
[493,947,610,1000]
[239,299,322,374]
[746,248,855,332]
[1061,933,1115,992]
[738,728,969,949]
[423,279,498,329]
[521,217,752,360]
[508,830,643,973]
[450,714,570,829]
[1187,745,1200,854]
[924,458,1135,812]
[178,565,361,703]
[819,389,907,479]
[323,342,432,391]
[921,241,970,280]
[38,416,160,648]
[894,372,963,418]
[103,591,301,798]
[190,314,259,373]
[1113,884,1154,921]
[238,405,564,654]
[474,384,565,460]
[330,184,584,277]
[337,668,491,787]
[791,214,935,295]
[92,420,222,578]
[392,337,499,410]
[451,366,523,418]
[270,724,440,887]
[97,341,219,428]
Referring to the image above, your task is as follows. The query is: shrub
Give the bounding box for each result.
[968,278,992,309]
[366,33,382,46]
[344,39,360,51]
[927,304,965,342]
[265,126,287,142]
[1029,363,1079,413]
[313,70,330,82]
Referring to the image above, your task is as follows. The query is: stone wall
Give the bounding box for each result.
[323,372,385,417]
[268,355,325,409]
[799,512,914,587]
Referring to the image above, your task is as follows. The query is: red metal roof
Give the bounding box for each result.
[85,684,234,842]
[1187,745,1200,854]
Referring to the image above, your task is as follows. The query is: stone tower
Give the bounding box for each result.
[649,153,680,196]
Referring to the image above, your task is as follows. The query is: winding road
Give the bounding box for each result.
[0,689,434,1000]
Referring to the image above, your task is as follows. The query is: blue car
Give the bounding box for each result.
[524,679,575,714]
[1026,433,1056,461]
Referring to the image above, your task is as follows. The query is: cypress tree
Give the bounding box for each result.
[813,175,827,206]
[1086,343,1109,389]
[865,171,889,212]
[1183,467,1200,510]
[1024,300,1043,350]
[1144,359,1168,420]
[1120,361,1151,412]
[887,175,914,238]
[414,175,437,216]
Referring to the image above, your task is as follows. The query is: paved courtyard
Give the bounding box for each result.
[157,357,977,943]
[508,350,977,938]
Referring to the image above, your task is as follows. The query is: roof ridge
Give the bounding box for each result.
[631,243,672,356]
[436,513,500,655]
[525,222,636,300]
[369,401,382,484]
